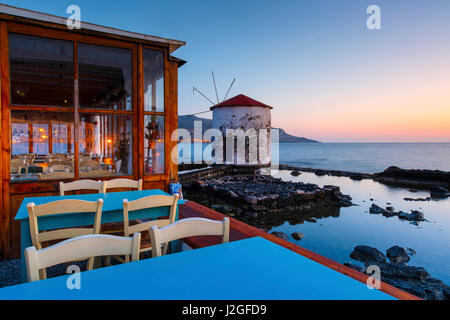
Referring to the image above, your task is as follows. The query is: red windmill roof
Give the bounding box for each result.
[210,94,273,110]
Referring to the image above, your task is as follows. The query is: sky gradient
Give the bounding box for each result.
[3,0,450,142]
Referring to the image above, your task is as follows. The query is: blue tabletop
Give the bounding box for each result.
[15,189,185,221]
[0,237,395,300]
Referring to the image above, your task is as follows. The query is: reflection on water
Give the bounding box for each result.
[271,170,450,285]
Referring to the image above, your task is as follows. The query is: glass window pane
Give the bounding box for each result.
[78,43,133,111]
[9,33,74,107]
[11,110,74,181]
[79,114,132,177]
[144,49,164,112]
[144,115,164,174]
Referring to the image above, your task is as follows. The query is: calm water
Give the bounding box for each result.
[180,142,450,173]
[179,142,450,284]
[270,171,450,285]
[276,143,450,173]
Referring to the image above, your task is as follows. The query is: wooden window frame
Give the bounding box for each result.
[139,45,170,182]
[5,22,140,183]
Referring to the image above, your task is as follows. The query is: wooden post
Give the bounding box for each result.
[67,124,72,153]
[48,122,53,154]
[0,21,11,259]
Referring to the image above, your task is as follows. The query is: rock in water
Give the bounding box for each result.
[350,245,386,263]
[271,231,289,241]
[291,170,301,177]
[430,186,449,199]
[387,246,411,263]
[398,210,425,222]
[347,245,450,300]
[369,204,384,214]
[291,232,305,240]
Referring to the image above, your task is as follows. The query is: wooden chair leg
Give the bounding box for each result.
[87,257,95,271]
[39,268,47,280]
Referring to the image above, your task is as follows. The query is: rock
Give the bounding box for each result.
[349,173,363,180]
[228,190,238,198]
[291,170,301,177]
[347,246,450,300]
[382,210,398,218]
[250,204,267,212]
[379,263,430,282]
[386,206,395,212]
[271,231,289,241]
[350,245,386,263]
[398,210,425,222]
[243,211,258,218]
[408,189,418,193]
[291,232,305,241]
[430,186,449,199]
[244,196,258,205]
[369,204,384,214]
[338,195,353,207]
[404,197,431,202]
[305,218,317,223]
[387,246,411,263]
[406,248,417,256]
[314,170,327,176]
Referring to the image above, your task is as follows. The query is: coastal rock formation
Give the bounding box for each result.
[291,232,305,240]
[183,174,353,219]
[349,245,386,263]
[368,204,425,222]
[277,165,372,180]
[373,166,450,191]
[347,245,450,300]
[430,186,449,199]
[386,246,410,263]
[290,170,301,176]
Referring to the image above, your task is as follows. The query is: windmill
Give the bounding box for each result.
[189,72,236,116]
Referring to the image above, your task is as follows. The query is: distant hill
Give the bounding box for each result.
[275,128,319,143]
[178,115,319,143]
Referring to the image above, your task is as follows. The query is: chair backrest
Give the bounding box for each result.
[149,217,230,257]
[122,194,179,237]
[59,180,105,196]
[104,179,143,192]
[27,199,104,250]
[25,233,141,282]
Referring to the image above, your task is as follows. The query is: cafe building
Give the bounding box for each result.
[0,4,186,259]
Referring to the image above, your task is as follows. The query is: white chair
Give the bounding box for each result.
[59,180,105,196]
[27,199,104,278]
[115,159,122,173]
[149,217,230,258]
[104,179,142,192]
[25,233,141,282]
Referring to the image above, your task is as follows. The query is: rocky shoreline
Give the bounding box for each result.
[345,245,450,300]
[182,173,353,220]
[369,203,426,224]
[179,164,449,299]
[278,164,450,195]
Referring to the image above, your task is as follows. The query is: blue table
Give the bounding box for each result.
[14,189,185,283]
[0,237,395,300]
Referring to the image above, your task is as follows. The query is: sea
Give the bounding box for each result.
[275,142,450,173]
[179,142,450,286]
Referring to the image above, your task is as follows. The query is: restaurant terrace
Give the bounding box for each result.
[0,4,418,300]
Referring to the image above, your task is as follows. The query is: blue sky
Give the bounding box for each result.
[2,0,450,142]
